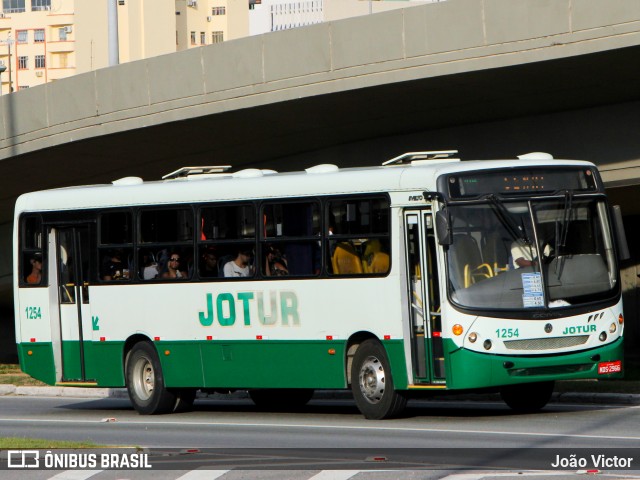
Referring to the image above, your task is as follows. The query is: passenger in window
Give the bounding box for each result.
[265,245,288,277]
[223,249,253,277]
[26,253,43,284]
[161,253,188,280]
[142,253,159,280]
[102,250,129,281]
[200,246,218,278]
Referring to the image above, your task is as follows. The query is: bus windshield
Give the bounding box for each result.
[446,197,618,311]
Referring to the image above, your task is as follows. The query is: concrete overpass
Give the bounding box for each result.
[1,0,640,358]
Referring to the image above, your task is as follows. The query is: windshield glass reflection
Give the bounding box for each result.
[446,198,617,311]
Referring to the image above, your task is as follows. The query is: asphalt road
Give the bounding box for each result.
[1,395,639,479]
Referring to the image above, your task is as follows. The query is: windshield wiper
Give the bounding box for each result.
[486,194,528,242]
[557,190,574,255]
[555,190,574,277]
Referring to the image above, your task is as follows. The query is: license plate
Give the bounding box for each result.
[598,360,622,374]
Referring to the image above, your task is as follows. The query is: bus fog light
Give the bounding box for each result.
[452,324,464,336]
[599,332,607,342]
[609,323,617,334]
[483,340,492,350]
[468,332,477,343]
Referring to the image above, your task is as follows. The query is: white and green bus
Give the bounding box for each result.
[14,151,628,419]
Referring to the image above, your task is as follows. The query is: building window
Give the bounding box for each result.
[2,0,25,13]
[58,27,67,41]
[18,56,27,69]
[211,6,225,15]
[34,28,45,42]
[200,32,205,45]
[16,30,27,44]
[211,31,223,44]
[31,0,50,11]
[58,52,68,68]
[190,31,196,45]
[35,54,45,68]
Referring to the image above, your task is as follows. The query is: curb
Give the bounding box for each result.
[1,385,639,406]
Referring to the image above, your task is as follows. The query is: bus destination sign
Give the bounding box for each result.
[447,167,598,199]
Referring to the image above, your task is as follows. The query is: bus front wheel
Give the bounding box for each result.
[351,339,407,420]
[500,381,555,412]
[125,341,176,415]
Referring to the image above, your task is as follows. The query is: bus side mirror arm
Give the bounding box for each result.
[611,205,630,261]
[435,210,452,246]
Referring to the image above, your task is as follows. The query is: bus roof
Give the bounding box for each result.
[15,157,596,214]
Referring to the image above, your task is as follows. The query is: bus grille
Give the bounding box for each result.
[503,335,589,351]
[508,364,593,377]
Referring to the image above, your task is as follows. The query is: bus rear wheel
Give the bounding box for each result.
[125,341,177,415]
[249,388,315,410]
[500,381,555,412]
[351,339,407,420]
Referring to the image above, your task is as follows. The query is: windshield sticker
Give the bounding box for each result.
[521,272,544,308]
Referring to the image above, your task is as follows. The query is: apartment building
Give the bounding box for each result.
[0,0,176,94]
[0,0,437,94]
[0,0,75,93]
[176,0,249,51]
[249,0,439,35]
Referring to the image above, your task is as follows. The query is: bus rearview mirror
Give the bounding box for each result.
[435,210,452,246]
[611,205,630,261]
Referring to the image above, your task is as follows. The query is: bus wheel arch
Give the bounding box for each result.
[345,331,378,386]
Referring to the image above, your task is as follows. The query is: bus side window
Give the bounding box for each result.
[20,215,45,286]
[326,197,390,276]
[99,211,133,282]
[198,203,256,280]
[261,201,319,277]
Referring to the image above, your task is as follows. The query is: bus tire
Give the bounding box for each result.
[351,339,407,420]
[501,381,555,412]
[249,388,315,410]
[125,341,176,415]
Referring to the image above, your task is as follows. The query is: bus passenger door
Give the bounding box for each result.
[53,226,93,382]
[404,210,445,384]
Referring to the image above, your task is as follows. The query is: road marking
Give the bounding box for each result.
[48,471,103,480]
[308,471,359,480]
[176,470,230,479]
[1,417,637,443]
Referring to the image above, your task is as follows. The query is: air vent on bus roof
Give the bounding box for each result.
[517,152,554,160]
[382,150,459,166]
[112,176,143,186]
[305,164,339,174]
[231,169,279,178]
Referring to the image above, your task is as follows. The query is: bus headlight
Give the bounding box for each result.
[483,340,492,350]
[599,332,607,342]
[468,332,477,343]
[609,323,617,334]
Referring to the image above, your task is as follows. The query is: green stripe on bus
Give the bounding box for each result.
[18,339,409,390]
[444,337,624,389]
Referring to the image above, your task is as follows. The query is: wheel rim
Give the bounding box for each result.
[358,355,385,404]
[132,355,154,401]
